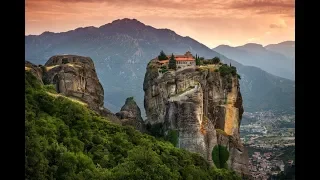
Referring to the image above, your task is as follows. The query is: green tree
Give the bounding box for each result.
[158,50,168,61]
[212,145,230,169]
[196,54,200,66]
[168,53,176,70]
[212,57,221,64]
[25,71,241,180]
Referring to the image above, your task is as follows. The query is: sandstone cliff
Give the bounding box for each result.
[116,97,146,132]
[25,55,121,124]
[143,60,249,177]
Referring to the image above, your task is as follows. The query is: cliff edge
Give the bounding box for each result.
[25,55,121,124]
[143,59,250,177]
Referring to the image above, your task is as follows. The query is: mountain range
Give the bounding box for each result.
[213,42,295,80]
[25,18,295,116]
[265,41,295,59]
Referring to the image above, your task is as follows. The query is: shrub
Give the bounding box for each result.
[160,69,168,73]
[212,145,230,169]
[44,84,57,93]
[219,64,237,77]
[160,65,167,69]
[212,57,221,64]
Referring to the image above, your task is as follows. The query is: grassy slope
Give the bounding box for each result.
[25,71,241,180]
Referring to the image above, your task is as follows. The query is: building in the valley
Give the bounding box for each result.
[157,51,195,68]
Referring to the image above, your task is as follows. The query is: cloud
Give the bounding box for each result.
[25,0,295,47]
[230,0,294,16]
[26,0,295,17]
[269,19,288,28]
[270,24,283,28]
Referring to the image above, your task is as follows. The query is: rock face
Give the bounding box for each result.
[43,55,104,111]
[25,61,44,84]
[116,97,146,132]
[143,60,249,177]
[25,55,121,124]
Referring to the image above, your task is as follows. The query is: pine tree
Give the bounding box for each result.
[196,54,200,66]
[168,53,176,70]
[158,50,168,60]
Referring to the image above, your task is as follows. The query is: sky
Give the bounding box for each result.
[25,0,295,48]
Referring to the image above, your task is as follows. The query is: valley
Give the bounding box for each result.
[240,111,295,179]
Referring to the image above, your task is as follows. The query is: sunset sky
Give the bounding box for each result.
[25,0,295,48]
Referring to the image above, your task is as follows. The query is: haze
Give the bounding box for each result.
[25,0,295,48]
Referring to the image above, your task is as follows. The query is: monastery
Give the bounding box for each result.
[158,51,195,68]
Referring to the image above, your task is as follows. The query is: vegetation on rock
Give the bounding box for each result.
[159,65,168,73]
[25,71,241,179]
[165,130,179,147]
[218,64,237,77]
[212,145,230,169]
[201,57,221,65]
[212,57,221,64]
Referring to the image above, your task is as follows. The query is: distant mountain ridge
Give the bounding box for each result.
[25,18,295,116]
[265,41,295,59]
[213,42,295,80]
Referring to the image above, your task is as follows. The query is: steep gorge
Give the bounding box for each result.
[144,61,249,177]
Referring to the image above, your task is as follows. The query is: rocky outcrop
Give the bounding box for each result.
[143,61,249,177]
[25,61,44,84]
[25,55,121,124]
[116,97,146,132]
[42,55,104,111]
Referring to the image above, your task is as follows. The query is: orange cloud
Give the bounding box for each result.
[25,0,295,47]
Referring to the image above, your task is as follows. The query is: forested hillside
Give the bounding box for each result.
[25,71,241,180]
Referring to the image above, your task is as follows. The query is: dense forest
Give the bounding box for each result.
[25,71,241,180]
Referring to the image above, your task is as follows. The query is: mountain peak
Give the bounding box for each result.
[111,18,146,27]
[265,41,295,47]
[40,31,55,36]
[214,44,233,49]
[278,41,294,45]
[239,43,263,49]
[237,43,265,52]
[99,18,147,30]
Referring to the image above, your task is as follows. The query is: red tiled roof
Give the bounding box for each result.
[164,55,194,61]
[158,60,169,64]
[175,57,194,61]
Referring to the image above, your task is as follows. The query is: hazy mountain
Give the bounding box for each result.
[25,18,295,116]
[265,41,295,59]
[213,43,295,80]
